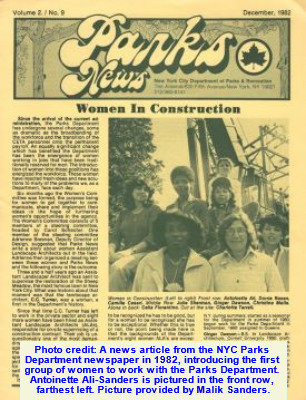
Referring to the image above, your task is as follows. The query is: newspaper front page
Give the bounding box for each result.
[0,0,305,399]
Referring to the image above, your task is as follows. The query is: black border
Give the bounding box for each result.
[236,38,273,76]
[13,17,291,100]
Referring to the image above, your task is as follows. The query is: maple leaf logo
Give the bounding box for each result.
[241,43,266,70]
[236,39,272,75]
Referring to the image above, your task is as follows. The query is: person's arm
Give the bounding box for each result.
[109,243,117,262]
[118,206,161,256]
[141,205,162,250]
[115,207,160,257]
[116,240,148,258]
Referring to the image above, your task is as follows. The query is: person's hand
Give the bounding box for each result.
[109,249,121,263]
[116,249,133,258]
[109,248,135,263]
[165,283,184,292]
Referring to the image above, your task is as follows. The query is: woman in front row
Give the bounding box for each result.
[210,212,285,292]
[133,212,213,292]
[258,214,289,291]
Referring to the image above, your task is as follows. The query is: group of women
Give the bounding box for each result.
[109,158,288,293]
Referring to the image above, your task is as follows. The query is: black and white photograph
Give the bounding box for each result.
[108,118,289,293]
[3,0,306,397]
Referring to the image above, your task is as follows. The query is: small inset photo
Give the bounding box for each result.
[108,118,289,293]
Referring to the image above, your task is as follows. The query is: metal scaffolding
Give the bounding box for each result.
[187,118,289,216]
